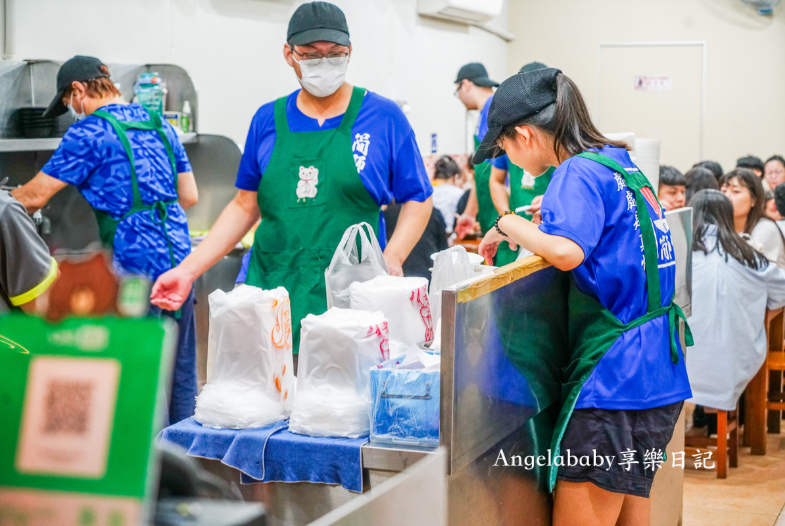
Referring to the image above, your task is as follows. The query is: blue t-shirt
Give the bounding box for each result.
[476,96,493,141]
[235,89,432,249]
[43,103,192,280]
[491,154,509,170]
[539,145,692,410]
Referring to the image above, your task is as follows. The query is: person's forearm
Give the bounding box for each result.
[489,168,510,214]
[385,197,433,263]
[497,214,584,270]
[177,193,260,280]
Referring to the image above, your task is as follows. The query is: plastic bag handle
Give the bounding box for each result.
[334,221,388,272]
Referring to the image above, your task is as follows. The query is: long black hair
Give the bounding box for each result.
[685,166,719,205]
[691,189,767,270]
[497,73,630,162]
[720,168,768,235]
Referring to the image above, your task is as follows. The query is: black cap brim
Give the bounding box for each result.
[455,76,499,88]
[289,28,350,46]
[473,126,505,165]
[41,87,68,118]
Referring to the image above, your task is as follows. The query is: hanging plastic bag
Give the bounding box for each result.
[194,285,295,429]
[325,222,389,309]
[350,276,434,357]
[289,308,390,438]
[429,246,476,325]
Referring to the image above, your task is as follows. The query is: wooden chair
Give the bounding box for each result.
[685,406,739,478]
[743,307,784,455]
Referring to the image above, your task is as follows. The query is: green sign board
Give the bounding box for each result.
[0,314,176,526]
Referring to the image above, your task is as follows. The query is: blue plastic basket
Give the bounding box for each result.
[369,367,440,447]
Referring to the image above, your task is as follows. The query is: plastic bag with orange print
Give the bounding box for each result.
[194,284,295,429]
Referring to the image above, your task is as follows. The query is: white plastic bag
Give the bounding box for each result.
[194,285,295,429]
[325,222,389,309]
[289,308,390,438]
[350,276,434,357]
[429,246,476,324]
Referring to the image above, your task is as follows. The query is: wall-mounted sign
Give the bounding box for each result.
[431,133,438,154]
[634,75,673,92]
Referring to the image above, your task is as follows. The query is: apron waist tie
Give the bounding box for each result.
[622,302,693,364]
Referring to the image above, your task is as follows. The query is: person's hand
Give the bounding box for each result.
[384,252,404,277]
[478,228,517,265]
[531,210,543,225]
[150,266,196,311]
[455,213,478,239]
[529,195,544,214]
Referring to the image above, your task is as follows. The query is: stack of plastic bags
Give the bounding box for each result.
[349,276,434,357]
[194,285,295,429]
[288,307,390,438]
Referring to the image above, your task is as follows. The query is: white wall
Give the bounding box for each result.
[507,0,785,173]
[9,0,508,157]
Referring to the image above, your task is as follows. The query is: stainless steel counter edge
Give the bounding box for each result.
[361,442,438,472]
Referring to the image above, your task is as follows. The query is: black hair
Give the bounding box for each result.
[659,165,686,187]
[691,189,767,270]
[692,160,723,183]
[685,166,719,204]
[765,155,785,170]
[497,73,630,161]
[720,168,767,235]
[737,155,765,175]
[775,184,785,217]
[433,155,461,181]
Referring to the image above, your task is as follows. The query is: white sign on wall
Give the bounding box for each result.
[634,75,673,92]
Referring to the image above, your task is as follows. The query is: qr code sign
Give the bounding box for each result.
[16,357,120,478]
[43,380,93,435]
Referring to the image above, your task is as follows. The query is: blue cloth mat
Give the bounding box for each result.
[158,418,368,492]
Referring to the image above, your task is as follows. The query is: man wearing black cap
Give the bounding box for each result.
[151,1,433,355]
[12,55,200,425]
[453,63,500,242]
[488,61,555,266]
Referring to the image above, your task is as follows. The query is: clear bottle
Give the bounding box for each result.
[181,101,191,133]
[133,72,164,114]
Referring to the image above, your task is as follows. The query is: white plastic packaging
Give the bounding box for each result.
[325,222,388,309]
[350,276,434,357]
[429,246,475,324]
[289,308,390,438]
[194,285,295,429]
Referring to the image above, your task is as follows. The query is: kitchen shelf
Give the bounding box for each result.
[0,133,198,153]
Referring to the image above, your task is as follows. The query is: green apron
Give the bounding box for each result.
[495,164,555,267]
[246,87,380,352]
[90,108,180,271]
[547,151,693,491]
[473,136,498,235]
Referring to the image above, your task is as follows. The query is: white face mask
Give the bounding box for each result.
[294,55,349,98]
[67,92,86,121]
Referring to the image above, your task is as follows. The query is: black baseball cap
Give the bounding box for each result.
[42,55,110,118]
[473,68,562,165]
[519,61,548,74]
[288,2,350,47]
[455,63,499,88]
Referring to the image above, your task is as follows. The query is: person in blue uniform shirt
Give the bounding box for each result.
[12,55,199,425]
[476,69,692,526]
[150,2,433,355]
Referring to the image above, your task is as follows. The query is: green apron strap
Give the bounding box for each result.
[338,87,366,132]
[93,109,143,209]
[576,151,664,313]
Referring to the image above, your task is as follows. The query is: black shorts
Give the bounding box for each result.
[556,401,683,498]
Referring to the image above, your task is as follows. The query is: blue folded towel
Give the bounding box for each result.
[159,418,368,492]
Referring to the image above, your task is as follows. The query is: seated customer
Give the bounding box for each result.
[1,190,58,314]
[431,155,467,232]
[765,155,785,191]
[658,165,686,211]
[766,190,783,221]
[686,189,785,413]
[685,166,719,205]
[693,160,723,184]
[774,184,785,235]
[721,168,785,268]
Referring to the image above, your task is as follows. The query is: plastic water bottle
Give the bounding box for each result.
[181,101,191,133]
[134,72,164,114]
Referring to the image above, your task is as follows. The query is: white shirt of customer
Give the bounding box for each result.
[432,182,465,232]
[751,218,785,268]
[687,225,785,410]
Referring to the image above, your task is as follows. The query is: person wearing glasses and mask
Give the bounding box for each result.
[12,55,199,425]
[150,2,433,356]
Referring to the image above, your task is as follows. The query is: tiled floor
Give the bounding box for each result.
[683,431,785,526]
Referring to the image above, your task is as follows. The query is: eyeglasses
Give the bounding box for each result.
[290,47,349,66]
[453,83,463,98]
